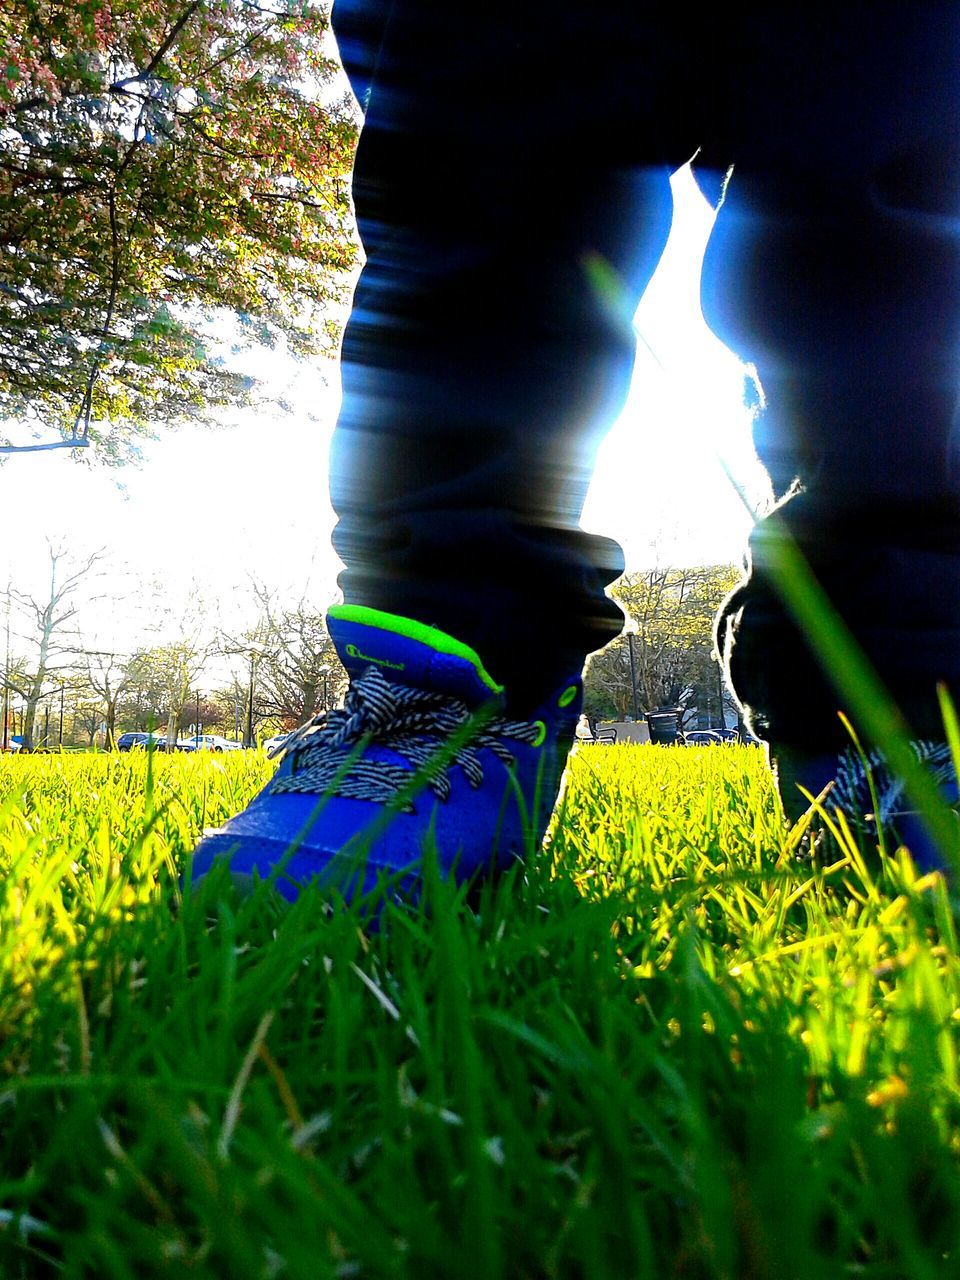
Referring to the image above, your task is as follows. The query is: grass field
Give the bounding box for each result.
[1,744,958,1279]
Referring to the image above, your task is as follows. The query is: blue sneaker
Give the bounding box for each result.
[188,605,583,904]
[775,740,958,873]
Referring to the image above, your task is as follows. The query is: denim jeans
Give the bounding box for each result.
[328,1,960,739]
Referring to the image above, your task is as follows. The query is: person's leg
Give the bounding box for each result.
[702,8,960,858]
[326,0,702,708]
[190,1,701,901]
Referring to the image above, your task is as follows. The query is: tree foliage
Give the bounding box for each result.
[585,563,741,727]
[112,647,170,730]
[0,0,358,459]
[131,640,212,742]
[242,580,344,729]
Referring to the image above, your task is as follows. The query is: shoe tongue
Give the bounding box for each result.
[327,606,504,708]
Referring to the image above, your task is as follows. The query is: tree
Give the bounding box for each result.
[72,691,105,747]
[82,645,137,745]
[1,541,104,747]
[115,648,168,730]
[584,563,741,729]
[182,690,228,736]
[136,639,211,743]
[209,677,248,739]
[0,0,358,460]
[239,580,345,730]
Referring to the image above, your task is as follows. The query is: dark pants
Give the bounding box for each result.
[328,1,960,740]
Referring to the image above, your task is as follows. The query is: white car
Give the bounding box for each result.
[184,734,244,753]
[262,732,292,756]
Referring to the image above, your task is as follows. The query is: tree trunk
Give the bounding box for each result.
[300,681,317,724]
[22,682,42,750]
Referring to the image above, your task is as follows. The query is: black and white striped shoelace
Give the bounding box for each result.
[832,740,957,826]
[269,666,542,810]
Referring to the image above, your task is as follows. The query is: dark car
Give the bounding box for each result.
[117,732,165,751]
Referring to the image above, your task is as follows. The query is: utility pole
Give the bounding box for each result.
[59,682,64,746]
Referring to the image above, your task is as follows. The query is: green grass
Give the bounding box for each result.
[1,745,959,1279]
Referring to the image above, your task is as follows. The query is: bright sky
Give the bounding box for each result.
[581,164,772,566]
[0,165,772,656]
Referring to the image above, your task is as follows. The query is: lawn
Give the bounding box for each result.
[0,745,958,1279]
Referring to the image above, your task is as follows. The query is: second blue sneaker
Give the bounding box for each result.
[774,740,958,873]
[188,605,583,905]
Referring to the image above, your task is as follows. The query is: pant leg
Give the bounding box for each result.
[699,7,960,752]
[327,1,701,708]
[328,1,960,743]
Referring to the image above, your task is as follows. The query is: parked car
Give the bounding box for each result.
[184,734,243,753]
[117,731,157,751]
[262,732,292,755]
[130,732,167,751]
[682,730,725,746]
[151,736,196,752]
